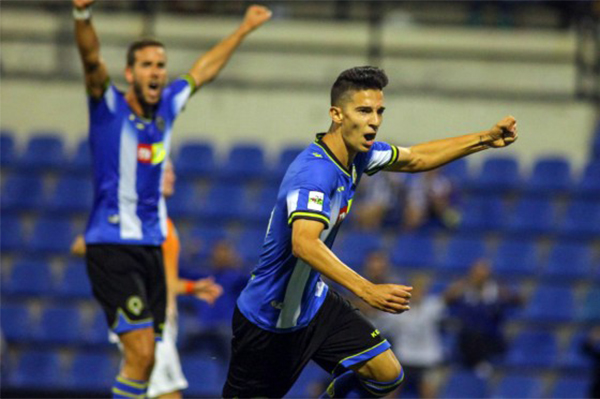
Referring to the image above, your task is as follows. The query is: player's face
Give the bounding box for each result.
[126,46,167,106]
[162,160,176,198]
[337,89,385,153]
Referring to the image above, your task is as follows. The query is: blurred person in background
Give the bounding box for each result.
[353,173,407,231]
[71,159,223,399]
[72,0,270,396]
[402,169,460,232]
[444,259,522,375]
[582,326,600,398]
[377,275,447,399]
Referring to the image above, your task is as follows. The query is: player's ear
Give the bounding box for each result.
[329,106,343,124]
[125,66,134,85]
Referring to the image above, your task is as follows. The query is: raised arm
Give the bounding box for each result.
[291,219,412,314]
[73,0,109,99]
[386,116,518,173]
[187,5,271,89]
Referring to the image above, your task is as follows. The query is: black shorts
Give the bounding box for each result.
[86,244,166,338]
[222,290,391,398]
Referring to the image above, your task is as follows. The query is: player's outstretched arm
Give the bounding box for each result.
[386,116,518,173]
[177,277,223,304]
[291,219,412,314]
[187,5,271,89]
[73,0,109,99]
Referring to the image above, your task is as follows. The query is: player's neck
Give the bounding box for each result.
[322,129,356,169]
[126,89,156,120]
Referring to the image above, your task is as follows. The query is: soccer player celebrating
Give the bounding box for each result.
[223,66,518,398]
[72,1,270,397]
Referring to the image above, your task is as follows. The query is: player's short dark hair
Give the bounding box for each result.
[126,39,166,67]
[330,66,389,106]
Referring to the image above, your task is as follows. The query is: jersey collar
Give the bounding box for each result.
[314,133,351,177]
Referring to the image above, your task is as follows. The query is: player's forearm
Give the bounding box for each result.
[188,27,248,88]
[74,19,102,69]
[292,237,373,300]
[174,279,193,296]
[403,131,494,172]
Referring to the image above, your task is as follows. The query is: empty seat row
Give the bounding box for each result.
[2,132,599,197]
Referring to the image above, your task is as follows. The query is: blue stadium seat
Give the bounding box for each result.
[573,161,600,200]
[286,362,329,398]
[438,236,487,274]
[549,377,591,399]
[243,185,279,225]
[174,141,215,179]
[336,231,383,269]
[65,351,117,391]
[45,176,93,214]
[7,350,62,390]
[465,156,520,194]
[0,131,16,167]
[65,138,92,174]
[17,133,65,171]
[28,217,74,254]
[458,195,506,232]
[33,304,84,345]
[439,369,488,399]
[557,331,593,372]
[166,180,198,219]
[236,227,267,266]
[55,259,93,299]
[491,374,543,399]
[390,233,436,269]
[219,144,266,182]
[185,226,228,261]
[578,288,600,323]
[0,215,26,252]
[84,311,111,347]
[521,284,574,323]
[1,173,44,212]
[557,200,600,239]
[270,146,304,183]
[0,302,33,342]
[523,156,572,195]
[502,197,556,236]
[542,242,592,282]
[492,238,538,277]
[2,258,53,297]
[440,157,469,187]
[181,356,225,398]
[504,329,558,368]
[198,183,246,221]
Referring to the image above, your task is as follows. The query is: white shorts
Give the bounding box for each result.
[110,317,189,398]
[147,317,188,398]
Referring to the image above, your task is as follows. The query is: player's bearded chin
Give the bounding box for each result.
[133,80,157,118]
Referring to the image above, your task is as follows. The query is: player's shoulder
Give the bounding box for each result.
[289,145,339,188]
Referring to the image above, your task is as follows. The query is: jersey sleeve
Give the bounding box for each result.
[88,81,118,116]
[286,161,337,229]
[363,141,399,176]
[162,74,196,118]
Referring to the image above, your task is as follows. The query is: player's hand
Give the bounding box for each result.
[70,234,86,257]
[486,115,518,148]
[240,5,272,34]
[193,277,223,305]
[361,284,412,314]
[73,0,95,10]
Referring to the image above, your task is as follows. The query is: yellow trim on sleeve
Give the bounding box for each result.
[116,376,148,389]
[181,74,197,94]
[288,211,330,226]
[387,145,399,166]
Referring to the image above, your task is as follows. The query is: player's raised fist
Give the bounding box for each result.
[73,0,95,10]
[241,5,272,34]
[488,115,518,148]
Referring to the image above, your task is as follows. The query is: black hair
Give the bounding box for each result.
[330,66,389,106]
[126,38,165,67]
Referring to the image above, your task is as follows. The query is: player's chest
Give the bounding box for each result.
[331,166,358,224]
[126,112,169,165]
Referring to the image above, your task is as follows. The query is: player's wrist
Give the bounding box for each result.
[73,6,92,20]
[184,281,195,295]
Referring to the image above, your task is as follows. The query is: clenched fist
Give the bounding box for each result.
[240,5,272,35]
[487,115,518,148]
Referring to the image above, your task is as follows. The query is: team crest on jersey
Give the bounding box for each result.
[307,191,324,211]
[137,142,166,165]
